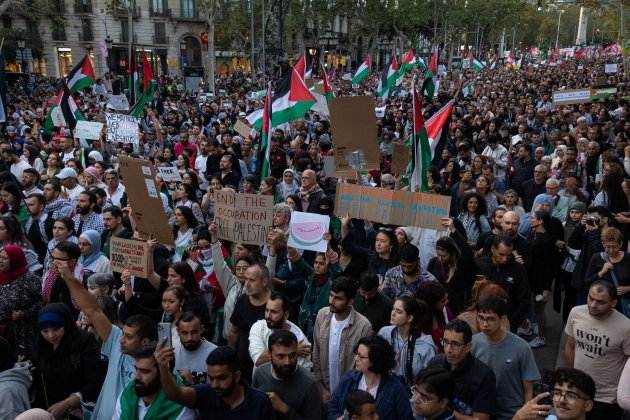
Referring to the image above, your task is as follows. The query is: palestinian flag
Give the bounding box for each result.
[351,54,371,85]
[471,57,484,72]
[44,81,84,134]
[321,63,334,101]
[400,49,415,74]
[428,47,439,73]
[259,83,273,178]
[409,81,430,192]
[425,99,455,165]
[376,55,400,100]
[129,50,156,118]
[128,48,139,104]
[422,69,435,100]
[462,82,474,98]
[65,54,96,93]
[294,54,306,80]
[245,68,316,130]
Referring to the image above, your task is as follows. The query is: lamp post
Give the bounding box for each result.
[105,34,113,73]
[555,9,564,49]
[17,38,26,73]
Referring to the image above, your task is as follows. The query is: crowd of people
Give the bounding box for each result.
[0,52,628,420]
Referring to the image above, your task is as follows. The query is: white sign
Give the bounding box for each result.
[605,63,618,74]
[287,211,330,252]
[74,121,103,140]
[552,89,592,105]
[106,94,130,111]
[157,166,182,182]
[374,106,386,118]
[106,113,139,144]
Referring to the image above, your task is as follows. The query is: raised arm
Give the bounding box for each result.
[154,341,198,408]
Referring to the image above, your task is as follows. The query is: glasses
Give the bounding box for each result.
[410,386,438,404]
[552,389,586,403]
[354,352,370,360]
[441,338,466,349]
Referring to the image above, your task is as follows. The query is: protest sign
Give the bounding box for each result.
[288,211,330,252]
[335,183,451,230]
[213,191,273,245]
[109,237,152,278]
[74,121,103,140]
[106,94,130,111]
[157,166,182,182]
[604,63,618,74]
[118,156,173,245]
[552,89,592,105]
[105,113,139,144]
[233,120,253,138]
[329,96,380,172]
[391,143,410,175]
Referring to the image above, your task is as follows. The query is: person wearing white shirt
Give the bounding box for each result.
[173,312,217,385]
[482,135,509,180]
[105,170,126,208]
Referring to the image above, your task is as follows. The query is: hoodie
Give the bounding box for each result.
[0,364,32,419]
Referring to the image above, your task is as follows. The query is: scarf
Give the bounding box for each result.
[78,230,103,267]
[119,378,186,420]
[0,244,28,286]
[41,269,58,305]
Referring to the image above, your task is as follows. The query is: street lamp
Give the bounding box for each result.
[105,34,113,73]
[555,9,564,49]
[17,38,26,73]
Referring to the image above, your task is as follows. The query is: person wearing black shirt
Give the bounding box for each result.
[25,193,51,264]
[353,272,393,333]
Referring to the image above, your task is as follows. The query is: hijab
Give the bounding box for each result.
[78,230,103,267]
[278,169,300,199]
[0,244,28,286]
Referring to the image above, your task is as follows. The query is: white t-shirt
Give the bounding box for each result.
[358,374,379,399]
[328,315,350,393]
[10,159,31,181]
[174,339,217,385]
[65,184,85,204]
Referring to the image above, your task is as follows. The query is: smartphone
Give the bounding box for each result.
[533,381,553,405]
[157,322,172,348]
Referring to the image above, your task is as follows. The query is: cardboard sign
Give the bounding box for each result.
[106,113,139,144]
[329,96,380,172]
[118,156,174,245]
[604,63,618,74]
[552,89,592,105]
[106,94,130,111]
[213,191,273,245]
[74,121,104,140]
[391,143,409,175]
[287,211,330,252]
[110,237,152,278]
[334,183,451,230]
[157,166,182,182]
[233,120,253,139]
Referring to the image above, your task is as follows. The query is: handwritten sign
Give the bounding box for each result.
[288,211,330,252]
[391,143,410,175]
[604,63,618,74]
[552,89,592,105]
[214,191,273,245]
[335,183,451,230]
[109,237,152,278]
[74,121,103,140]
[233,120,253,139]
[106,113,139,144]
[157,166,182,182]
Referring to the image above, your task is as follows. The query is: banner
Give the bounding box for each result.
[334,183,451,230]
[214,191,273,245]
[74,121,103,140]
[157,166,182,182]
[552,89,592,105]
[287,211,330,252]
[604,63,618,74]
[109,237,152,278]
[106,113,139,144]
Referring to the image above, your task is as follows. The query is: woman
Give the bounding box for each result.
[416,282,453,353]
[160,285,187,347]
[325,335,414,420]
[457,280,510,334]
[176,154,191,175]
[456,192,490,248]
[242,174,257,194]
[0,182,28,226]
[32,303,106,419]
[502,189,525,217]
[557,202,587,322]
[593,172,630,214]
[173,183,205,225]
[260,176,283,204]
[286,193,303,212]
[277,169,300,200]
[0,245,42,358]
[440,159,461,191]
[0,214,41,272]
[378,297,436,388]
[308,143,324,174]
[24,145,44,173]
[173,205,198,262]
[471,155,484,179]
[200,175,223,219]
[41,152,61,182]
[76,230,111,284]
[44,217,77,272]
[473,175,498,217]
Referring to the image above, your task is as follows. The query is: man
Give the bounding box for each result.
[104,170,126,208]
[481,134,508,180]
[428,320,496,420]
[73,190,105,235]
[411,367,457,420]
[511,145,537,191]
[564,280,630,419]
[43,179,74,219]
[298,169,325,213]
[101,206,133,257]
[312,276,372,401]
[353,272,393,333]
[59,134,76,164]
[249,292,311,370]
[229,264,272,382]
[519,164,547,212]
[513,368,595,420]
[173,312,217,385]
[24,193,51,263]
[546,178,570,221]
[215,154,241,189]
[55,167,85,203]
[195,140,210,184]
[471,295,540,420]
[559,175,588,207]
[113,345,196,420]
[174,130,197,161]
[55,254,158,419]
[22,168,42,196]
[382,243,436,300]
[477,207,507,256]
[2,145,31,182]
[204,139,224,178]
[475,235,530,330]
[155,345,274,419]
[252,330,322,420]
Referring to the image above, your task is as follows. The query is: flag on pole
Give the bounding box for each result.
[462,82,474,98]
[471,58,484,72]
[0,52,6,123]
[376,55,400,100]
[428,47,439,73]
[129,50,156,118]
[128,47,139,104]
[294,54,306,80]
[321,63,334,101]
[425,99,455,165]
[44,81,85,134]
[259,82,273,178]
[409,80,431,192]
[351,54,371,85]
[65,54,96,93]
[400,49,415,74]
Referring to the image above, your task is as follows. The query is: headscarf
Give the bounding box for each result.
[519,194,555,236]
[277,169,300,199]
[78,230,103,267]
[0,245,28,286]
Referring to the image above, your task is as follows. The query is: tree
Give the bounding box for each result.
[199,0,218,92]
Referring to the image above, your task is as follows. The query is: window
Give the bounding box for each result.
[51,0,66,13]
[81,19,93,41]
[2,17,11,28]
[154,22,167,44]
[52,22,66,41]
[181,0,196,18]
[75,0,93,13]
[121,20,129,42]
[57,47,73,76]
[152,0,166,14]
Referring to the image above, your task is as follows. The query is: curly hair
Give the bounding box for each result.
[354,335,396,375]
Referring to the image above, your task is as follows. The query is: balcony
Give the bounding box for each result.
[78,30,94,42]
[150,6,172,17]
[153,35,169,44]
[74,0,93,13]
[120,32,138,43]
[52,28,67,41]
[176,9,205,22]
[115,6,141,19]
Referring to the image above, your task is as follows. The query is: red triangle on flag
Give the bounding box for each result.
[288,68,316,102]
[294,54,306,80]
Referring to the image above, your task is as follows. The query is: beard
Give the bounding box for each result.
[134,376,161,397]
[76,205,91,215]
[212,380,237,397]
[272,362,297,380]
[181,339,202,351]
[266,318,284,330]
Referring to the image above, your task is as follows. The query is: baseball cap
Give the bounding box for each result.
[55,168,78,180]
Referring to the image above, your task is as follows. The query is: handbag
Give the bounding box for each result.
[601,252,630,318]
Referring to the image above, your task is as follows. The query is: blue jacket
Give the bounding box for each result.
[325,370,414,420]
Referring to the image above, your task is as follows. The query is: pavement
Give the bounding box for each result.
[526,302,565,375]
